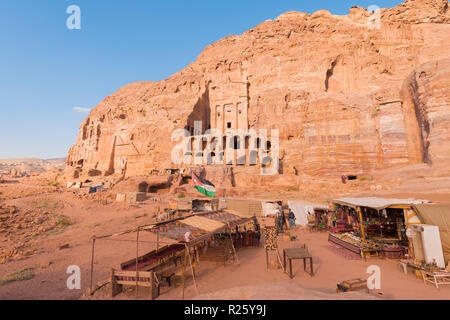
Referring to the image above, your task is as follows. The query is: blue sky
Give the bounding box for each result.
[0,0,403,159]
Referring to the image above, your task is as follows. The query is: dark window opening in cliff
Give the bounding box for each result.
[245,136,250,149]
[266,141,271,152]
[88,169,102,177]
[138,182,149,193]
[148,183,170,194]
[180,176,192,186]
[325,59,337,92]
[234,136,240,150]
[77,159,84,166]
[119,114,126,120]
[227,122,232,129]
[255,138,261,149]
[347,175,358,181]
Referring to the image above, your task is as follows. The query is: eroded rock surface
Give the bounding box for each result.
[66,0,450,188]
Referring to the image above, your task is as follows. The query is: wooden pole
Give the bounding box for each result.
[404,209,415,260]
[181,248,187,299]
[157,232,160,252]
[89,237,96,295]
[227,228,239,264]
[185,244,199,295]
[276,249,285,272]
[357,207,366,244]
[135,228,140,298]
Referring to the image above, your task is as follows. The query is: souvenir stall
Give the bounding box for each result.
[91,209,259,299]
[330,205,355,233]
[313,208,332,232]
[328,198,430,260]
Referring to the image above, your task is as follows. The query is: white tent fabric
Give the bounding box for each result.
[333,197,431,210]
[287,201,329,226]
[262,202,280,217]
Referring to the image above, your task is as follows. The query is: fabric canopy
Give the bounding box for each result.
[182,216,226,232]
[262,202,280,217]
[413,204,450,265]
[334,197,431,210]
[146,211,254,245]
[287,201,329,226]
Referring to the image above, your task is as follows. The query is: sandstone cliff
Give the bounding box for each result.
[66,0,450,190]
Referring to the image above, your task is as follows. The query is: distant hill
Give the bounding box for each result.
[0,158,66,174]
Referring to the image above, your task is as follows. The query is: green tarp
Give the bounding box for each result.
[413,204,450,265]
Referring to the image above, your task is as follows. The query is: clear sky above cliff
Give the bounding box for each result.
[0,0,404,159]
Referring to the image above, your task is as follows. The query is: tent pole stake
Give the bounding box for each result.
[89,237,96,295]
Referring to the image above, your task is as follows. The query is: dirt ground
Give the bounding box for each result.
[82,228,449,300]
[0,169,449,300]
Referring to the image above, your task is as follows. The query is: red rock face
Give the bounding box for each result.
[66,0,450,184]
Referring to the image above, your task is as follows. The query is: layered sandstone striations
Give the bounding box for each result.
[66,0,450,189]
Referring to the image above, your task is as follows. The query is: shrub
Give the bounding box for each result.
[0,268,35,286]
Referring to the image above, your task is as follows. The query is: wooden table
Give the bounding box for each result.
[283,246,314,279]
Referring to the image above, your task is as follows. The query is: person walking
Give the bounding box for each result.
[288,209,296,228]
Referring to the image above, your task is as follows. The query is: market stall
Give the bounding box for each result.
[90,209,260,299]
[329,198,430,260]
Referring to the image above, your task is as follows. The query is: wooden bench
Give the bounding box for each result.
[110,269,160,299]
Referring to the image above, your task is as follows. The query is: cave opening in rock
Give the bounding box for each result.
[233,136,240,150]
[325,59,337,92]
[138,182,149,192]
[148,183,170,194]
[180,176,192,186]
